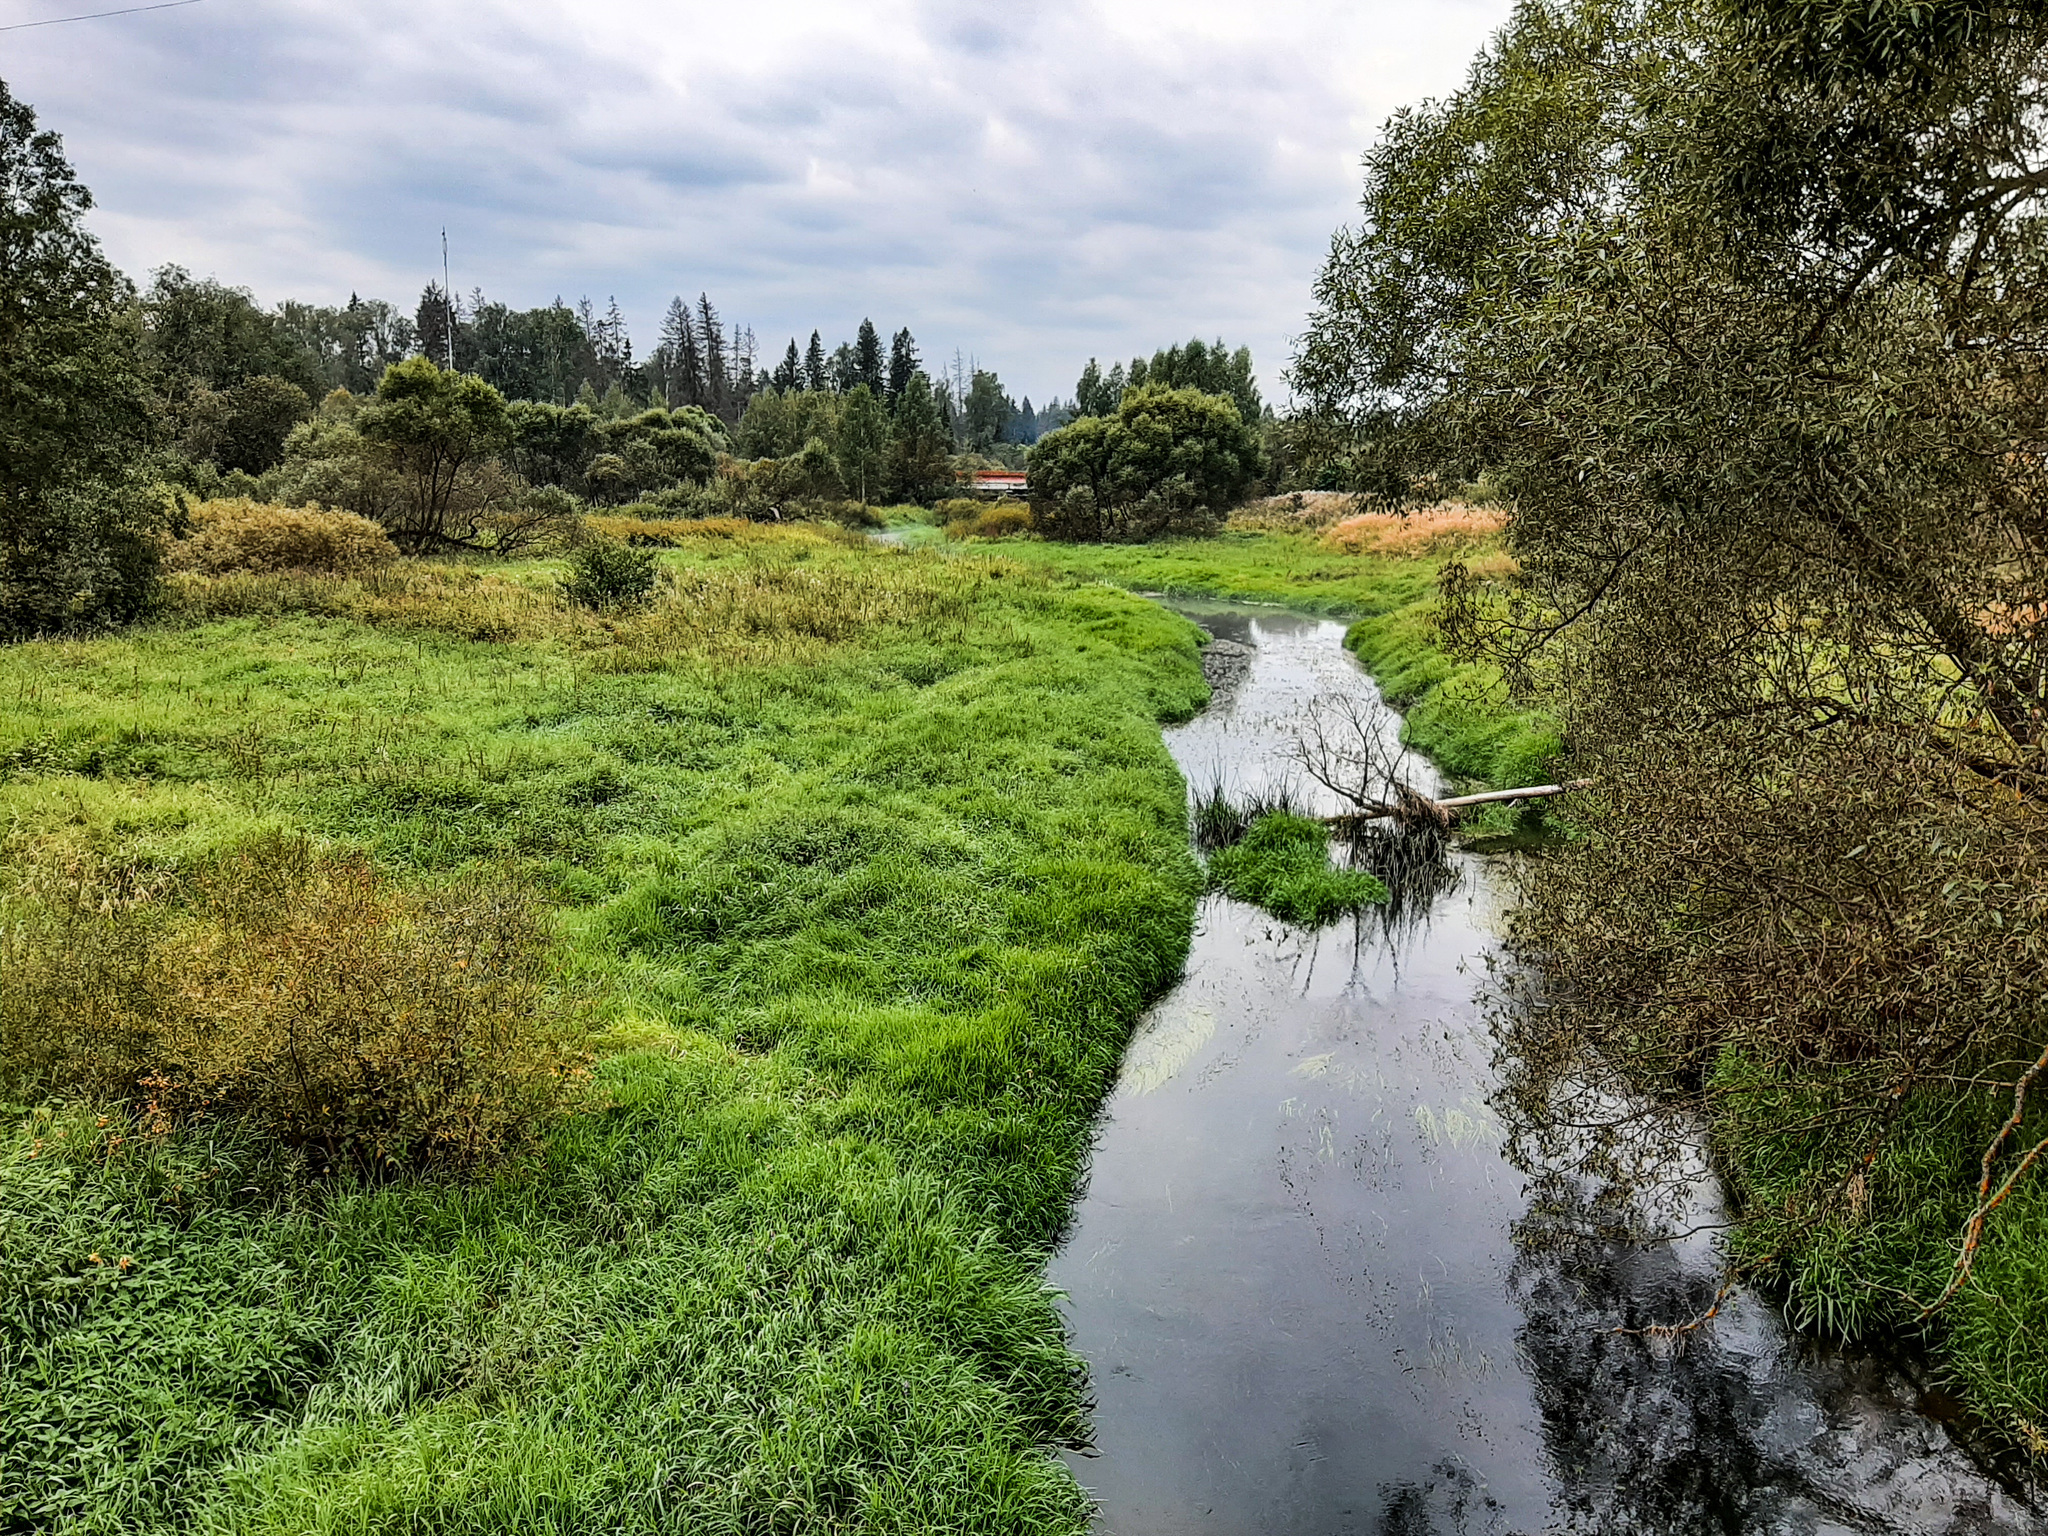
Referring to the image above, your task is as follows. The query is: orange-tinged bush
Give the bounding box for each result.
[0,836,584,1172]
[167,497,397,575]
[1321,501,1504,557]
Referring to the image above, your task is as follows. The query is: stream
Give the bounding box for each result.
[1048,603,2039,1536]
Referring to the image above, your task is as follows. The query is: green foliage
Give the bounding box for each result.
[0,532,1208,1531]
[736,388,840,460]
[1074,341,1262,426]
[853,317,885,394]
[1293,0,2048,1435]
[561,535,658,610]
[1206,814,1387,926]
[0,81,165,640]
[172,373,313,475]
[887,373,955,504]
[506,399,596,487]
[585,408,721,505]
[1029,385,1263,542]
[142,265,325,399]
[357,357,515,550]
[261,412,410,528]
[963,368,1016,451]
[835,384,892,504]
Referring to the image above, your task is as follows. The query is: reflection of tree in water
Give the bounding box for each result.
[1485,992,2037,1536]
[1375,1459,1512,1536]
[1343,821,1461,956]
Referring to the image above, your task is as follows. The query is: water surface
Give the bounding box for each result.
[1050,605,2036,1536]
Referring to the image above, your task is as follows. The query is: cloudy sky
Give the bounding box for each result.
[7,0,1511,405]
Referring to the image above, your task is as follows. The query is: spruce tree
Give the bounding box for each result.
[661,297,705,409]
[886,327,918,407]
[773,340,802,392]
[804,330,828,392]
[696,294,727,419]
[886,371,954,503]
[854,319,885,394]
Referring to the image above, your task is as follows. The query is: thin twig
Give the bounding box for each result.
[1918,1039,2048,1319]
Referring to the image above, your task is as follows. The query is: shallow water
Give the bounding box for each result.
[1049,605,2039,1536]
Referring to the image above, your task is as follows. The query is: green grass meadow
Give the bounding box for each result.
[1,529,1208,1533]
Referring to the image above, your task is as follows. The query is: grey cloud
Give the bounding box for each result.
[7,0,1513,402]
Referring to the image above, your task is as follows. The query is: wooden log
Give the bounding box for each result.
[1323,779,1592,828]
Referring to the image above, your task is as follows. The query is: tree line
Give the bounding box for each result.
[0,65,1282,640]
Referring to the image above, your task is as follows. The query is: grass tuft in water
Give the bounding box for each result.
[1189,778,1308,853]
[1206,813,1388,926]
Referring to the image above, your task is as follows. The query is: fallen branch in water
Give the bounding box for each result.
[1323,779,1594,830]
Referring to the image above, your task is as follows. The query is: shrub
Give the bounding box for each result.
[562,535,658,610]
[0,837,584,1171]
[1321,502,1504,557]
[943,502,1032,541]
[164,497,397,575]
[1206,813,1387,926]
[819,499,884,530]
[933,498,984,526]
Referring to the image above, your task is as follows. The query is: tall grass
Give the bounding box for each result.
[0,530,1209,1533]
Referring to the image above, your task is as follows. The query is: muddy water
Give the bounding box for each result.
[1049,604,2037,1536]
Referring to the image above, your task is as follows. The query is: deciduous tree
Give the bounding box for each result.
[356,356,514,550]
[834,384,891,504]
[1028,384,1259,540]
[0,81,163,638]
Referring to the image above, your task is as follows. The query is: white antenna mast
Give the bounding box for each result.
[442,228,455,370]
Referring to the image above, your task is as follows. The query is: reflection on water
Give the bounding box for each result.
[1049,606,2037,1536]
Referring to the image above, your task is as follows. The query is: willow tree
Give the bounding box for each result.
[1295,0,2048,1373]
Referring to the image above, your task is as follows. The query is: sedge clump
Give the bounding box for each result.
[1206,813,1387,926]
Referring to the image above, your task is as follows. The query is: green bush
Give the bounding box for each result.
[1207,813,1387,925]
[1028,384,1263,542]
[562,534,659,610]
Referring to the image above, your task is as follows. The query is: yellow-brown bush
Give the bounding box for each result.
[942,502,1032,541]
[0,837,584,1172]
[166,497,398,575]
[933,498,984,526]
[1321,501,1504,557]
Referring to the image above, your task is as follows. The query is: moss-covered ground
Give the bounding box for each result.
[0,528,1208,1534]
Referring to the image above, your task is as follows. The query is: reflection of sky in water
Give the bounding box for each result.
[1049,604,2036,1536]
[1165,606,1444,809]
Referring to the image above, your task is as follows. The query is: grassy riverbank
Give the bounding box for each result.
[979,522,1558,793]
[987,521,2048,1451]
[0,527,1207,1534]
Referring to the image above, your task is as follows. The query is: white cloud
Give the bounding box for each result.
[8,0,1512,403]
